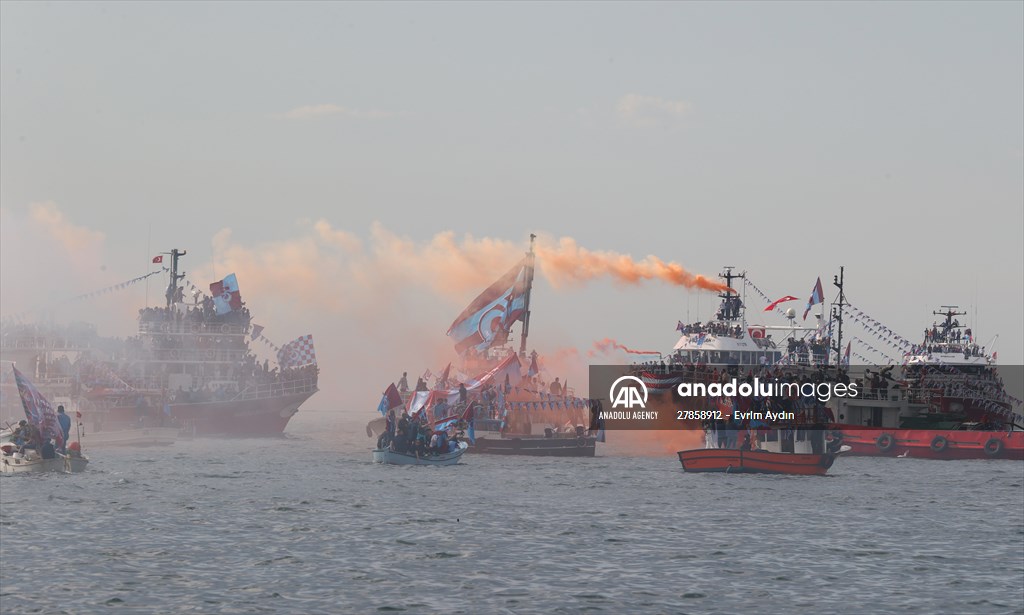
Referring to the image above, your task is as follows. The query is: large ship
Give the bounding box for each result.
[831,306,1022,459]
[369,237,598,456]
[641,267,1022,460]
[0,249,319,437]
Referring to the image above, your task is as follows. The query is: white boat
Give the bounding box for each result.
[372,442,468,466]
[0,447,89,474]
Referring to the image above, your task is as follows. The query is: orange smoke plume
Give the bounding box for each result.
[536,237,731,292]
[588,337,660,357]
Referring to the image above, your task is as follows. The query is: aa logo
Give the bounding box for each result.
[609,375,648,409]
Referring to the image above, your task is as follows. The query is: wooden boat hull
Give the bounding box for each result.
[469,435,596,457]
[677,448,836,475]
[1,453,89,474]
[372,443,467,466]
[836,428,1024,460]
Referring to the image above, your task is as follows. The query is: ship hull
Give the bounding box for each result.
[677,448,836,475]
[169,390,316,437]
[836,428,1024,460]
[469,435,597,457]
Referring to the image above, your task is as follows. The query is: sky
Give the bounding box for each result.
[2,1,1022,417]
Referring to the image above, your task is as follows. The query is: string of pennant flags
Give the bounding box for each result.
[1,269,167,326]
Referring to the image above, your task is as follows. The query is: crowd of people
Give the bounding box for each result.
[678,321,746,339]
[377,410,463,457]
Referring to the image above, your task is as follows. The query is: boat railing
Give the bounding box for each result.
[138,321,249,336]
[231,378,318,401]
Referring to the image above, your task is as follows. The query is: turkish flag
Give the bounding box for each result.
[152,255,163,264]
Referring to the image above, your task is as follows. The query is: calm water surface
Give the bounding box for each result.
[1,419,1022,614]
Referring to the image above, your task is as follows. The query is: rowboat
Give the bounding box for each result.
[372,442,468,466]
[678,428,847,476]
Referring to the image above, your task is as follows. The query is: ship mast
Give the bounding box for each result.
[933,306,967,342]
[518,234,537,359]
[717,266,744,321]
[830,266,848,367]
[164,249,187,308]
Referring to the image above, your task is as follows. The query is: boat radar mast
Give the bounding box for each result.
[716,266,745,322]
[163,249,187,308]
[933,306,968,341]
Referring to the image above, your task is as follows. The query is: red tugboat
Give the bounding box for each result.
[832,306,1023,460]
[678,428,845,475]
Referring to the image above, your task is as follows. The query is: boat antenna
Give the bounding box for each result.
[830,266,847,367]
[518,234,537,359]
[165,249,187,308]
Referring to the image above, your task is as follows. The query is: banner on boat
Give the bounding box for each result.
[447,257,530,354]
[277,334,317,368]
[210,273,243,316]
[12,366,65,449]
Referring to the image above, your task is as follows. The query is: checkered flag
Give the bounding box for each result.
[277,334,317,368]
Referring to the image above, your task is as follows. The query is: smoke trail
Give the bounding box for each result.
[536,237,731,292]
[588,337,661,357]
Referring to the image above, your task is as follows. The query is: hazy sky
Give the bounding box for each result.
[2,2,1022,412]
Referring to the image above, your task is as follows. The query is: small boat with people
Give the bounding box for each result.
[367,236,601,457]
[1,366,89,475]
[372,441,468,466]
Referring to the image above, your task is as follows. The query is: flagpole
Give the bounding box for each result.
[145,223,152,307]
[830,266,847,368]
[518,234,536,359]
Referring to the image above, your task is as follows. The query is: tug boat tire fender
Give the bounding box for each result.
[930,435,949,453]
[983,438,1004,458]
[875,433,895,453]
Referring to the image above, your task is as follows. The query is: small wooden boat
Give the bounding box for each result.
[678,428,846,476]
[372,442,468,466]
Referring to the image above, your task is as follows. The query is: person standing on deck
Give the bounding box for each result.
[56,406,72,451]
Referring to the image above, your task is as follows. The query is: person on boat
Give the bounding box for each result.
[56,406,72,450]
[11,420,29,446]
[549,378,562,396]
[398,372,409,393]
[415,377,428,392]
[434,397,449,419]
[739,433,752,451]
[40,438,56,460]
[458,383,468,406]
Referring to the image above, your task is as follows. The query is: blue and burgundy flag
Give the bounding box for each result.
[210,273,243,315]
[251,324,265,340]
[447,257,530,354]
[803,277,824,321]
[377,383,403,416]
[676,320,685,332]
[12,366,64,449]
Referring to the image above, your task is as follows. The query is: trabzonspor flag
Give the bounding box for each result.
[277,334,317,368]
[12,366,64,449]
[447,258,530,354]
[803,277,824,321]
[210,273,243,315]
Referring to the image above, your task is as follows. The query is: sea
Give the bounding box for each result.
[1,416,1022,615]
